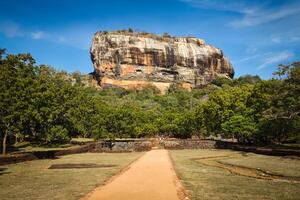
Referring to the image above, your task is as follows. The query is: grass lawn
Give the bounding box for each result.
[70,138,95,143]
[15,144,79,153]
[0,152,143,200]
[170,149,300,200]
[220,153,300,177]
[9,141,80,154]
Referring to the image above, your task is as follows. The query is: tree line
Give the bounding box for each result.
[0,50,299,154]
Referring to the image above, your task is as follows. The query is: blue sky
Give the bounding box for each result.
[0,0,299,79]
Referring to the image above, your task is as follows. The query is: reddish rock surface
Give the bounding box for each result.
[90,31,234,93]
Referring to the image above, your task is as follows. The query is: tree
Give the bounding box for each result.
[272,64,290,79]
[66,88,95,138]
[198,85,254,136]
[29,66,77,143]
[128,28,134,33]
[255,63,300,143]
[162,32,171,38]
[221,115,258,143]
[0,52,37,154]
[46,125,70,143]
[1,49,300,153]
[134,123,159,138]
[174,112,196,138]
[211,77,233,87]
[234,75,261,85]
[0,49,6,60]
[167,83,186,94]
[71,71,82,85]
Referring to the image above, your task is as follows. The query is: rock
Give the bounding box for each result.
[90,30,234,93]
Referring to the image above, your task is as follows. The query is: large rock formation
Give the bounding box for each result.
[90,31,234,93]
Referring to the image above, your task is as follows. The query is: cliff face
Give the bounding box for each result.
[90,31,234,93]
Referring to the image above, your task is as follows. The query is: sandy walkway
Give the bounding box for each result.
[84,149,182,200]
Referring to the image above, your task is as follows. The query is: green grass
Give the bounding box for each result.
[274,143,300,150]
[70,138,95,143]
[170,149,300,200]
[0,152,143,200]
[9,141,79,154]
[10,137,97,154]
[15,144,79,153]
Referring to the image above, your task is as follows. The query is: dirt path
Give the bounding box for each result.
[83,149,184,200]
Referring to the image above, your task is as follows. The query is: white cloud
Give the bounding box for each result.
[246,47,258,54]
[181,0,300,28]
[0,20,91,50]
[0,21,22,37]
[30,31,68,44]
[271,36,281,44]
[53,25,94,50]
[290,36,300,42]
[181,0,258,14]
[230,3,300,28]
[30,31,45,40]
[233,52,271,64]
[257,51,294,69]
[57,35,66,43]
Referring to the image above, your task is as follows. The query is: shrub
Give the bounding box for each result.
[162,32,171,38]
[211,77,233,87]
[221,115,258,143]
[46,125,70,144]
[128,28,134,33]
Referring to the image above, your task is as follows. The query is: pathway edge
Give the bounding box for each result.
[80,152,146,200]
[167,150,190,200]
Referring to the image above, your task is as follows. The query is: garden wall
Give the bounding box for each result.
[215,140,300,156]
[2,139,298,166]
[0,140,152,165]
[93,140,152,152]
[162,139,216,150]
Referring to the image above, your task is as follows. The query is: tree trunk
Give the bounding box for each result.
[15,134,18,145]
[20,135,24,143]
[2,131,8,155]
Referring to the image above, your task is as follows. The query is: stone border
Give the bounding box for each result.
[162,139,216,150]
[1,139,298,166]
[215,141,300,157]
[0,140,152,166]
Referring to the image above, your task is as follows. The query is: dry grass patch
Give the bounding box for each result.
[170,149,300,200]
[0,152,143,200]
[220,153,300,178]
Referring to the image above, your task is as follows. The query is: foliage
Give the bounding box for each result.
[162,32,171,38]
[197,84,254,135]
[211,77,233,87]
[128,28,134,32]
[233,75,261,85]
[221,115,258,143]
[46,125,70,143]
[196,62,300,144]
[0,50,299,154]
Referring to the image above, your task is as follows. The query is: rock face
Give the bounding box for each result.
[90,31,234,93]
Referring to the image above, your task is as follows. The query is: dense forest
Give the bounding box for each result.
[0,50,299,154]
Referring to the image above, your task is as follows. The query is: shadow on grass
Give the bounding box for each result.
[48,163,116,169]
[0,167,10,175]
